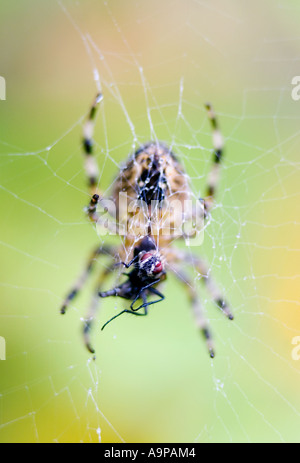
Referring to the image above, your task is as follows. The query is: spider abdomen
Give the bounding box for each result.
[113,142,191,258]
[113,142,189,206]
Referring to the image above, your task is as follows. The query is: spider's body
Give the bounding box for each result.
[61,94,233,358]
[113,142,188,206]
[112,142,191,261]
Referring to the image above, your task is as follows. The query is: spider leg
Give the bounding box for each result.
[82,94,120,234]
[83,93,103,196]
[203,103,224,214]
[83,263,115,355]
[174,104,224,239]
[169,266,215,358]
[60,245,116,315]
[87,193,101,223]
[86,193,120,236]
[166,248,233,320]
[185,253,233,320]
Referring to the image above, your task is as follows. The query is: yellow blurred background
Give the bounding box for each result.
[0,0,299,443]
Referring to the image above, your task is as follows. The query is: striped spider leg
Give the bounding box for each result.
[166,247,233,358]
[60,245,117,353]
[203,102,225,216]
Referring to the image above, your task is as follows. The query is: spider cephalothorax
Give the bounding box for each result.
[61,93,233,359]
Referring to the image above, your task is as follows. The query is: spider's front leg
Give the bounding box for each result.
[83,92,103,196]
[182,104,224,237]
[82,94,118,231]
[203,103,224,216]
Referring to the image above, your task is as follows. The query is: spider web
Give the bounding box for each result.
[0,0,299,443]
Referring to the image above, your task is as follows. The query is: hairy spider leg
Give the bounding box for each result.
[169,265,215,358]
[60,245,115,315]
[203,103,224,215]
[83,92,103,195]
[83,263,115,355]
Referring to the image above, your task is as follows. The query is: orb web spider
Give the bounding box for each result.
[60,93,233,358]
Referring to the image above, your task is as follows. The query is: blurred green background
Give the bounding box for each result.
[0,0,299,443]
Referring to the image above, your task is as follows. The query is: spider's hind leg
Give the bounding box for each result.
[169,249,233,321]
[190,255,234,320]
[82,263,115,355]
[170,266,215,358]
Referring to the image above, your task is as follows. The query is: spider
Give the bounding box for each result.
[60,93,233,358]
